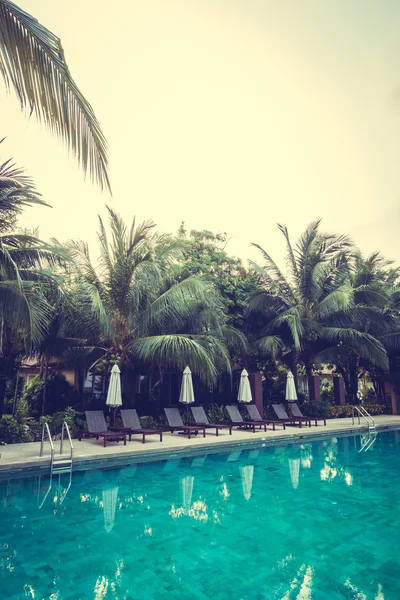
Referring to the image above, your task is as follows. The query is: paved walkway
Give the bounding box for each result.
[1,415,400,475]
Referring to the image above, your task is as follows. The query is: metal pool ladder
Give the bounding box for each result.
[358,431,377,453]
[352,405,376,431]
[38,421,74,507]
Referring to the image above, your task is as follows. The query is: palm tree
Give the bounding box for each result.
[0,1,109,190]
[0,156,64,415]
[65,208,244,404]
[323,251,400,402]
[247,221,389,398]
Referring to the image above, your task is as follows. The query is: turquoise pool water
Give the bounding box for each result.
[1,431,400,599]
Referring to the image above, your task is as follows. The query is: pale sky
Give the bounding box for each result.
[1,0,400,266]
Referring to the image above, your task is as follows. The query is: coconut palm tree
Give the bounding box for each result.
[65,208,244,400]
[0,1,109,190]
[320,251,400,402]
[0,155,65,415]
[247,221,389,394]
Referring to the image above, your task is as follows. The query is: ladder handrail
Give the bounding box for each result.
[359,432,377,453]
[352,406,376,430]
[39,422,54,460]
[60,421,74,459]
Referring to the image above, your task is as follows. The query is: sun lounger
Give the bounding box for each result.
[224,405,267,432]
[163,408,207,439]
[289,403,326,426]
[78,411,127,447]
[245,404,285,430]
[271,404,311,428]
[120,409,163,443]
[190,407,232,436]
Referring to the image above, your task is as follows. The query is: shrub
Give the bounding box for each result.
[0,415,30,444]
[320,379,334,403]
[327,403,385,418]
[299,400,331,419]
[3,375,25,415]
[140,415,159,429]
[207,403,227,424]
[48,408,85,438]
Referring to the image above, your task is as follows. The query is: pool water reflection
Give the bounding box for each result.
[1,431,400,599]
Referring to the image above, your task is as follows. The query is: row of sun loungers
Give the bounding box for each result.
[79,403,326,447]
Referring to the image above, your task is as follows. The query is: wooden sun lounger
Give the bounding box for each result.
[190,406,232,436]
[271,404,311,428]
[224,405,267,433]
[290,403,327,426]
[163,408,207,439]
[78,411,127,447]
[120,409,163,443]
[245,404,286,430]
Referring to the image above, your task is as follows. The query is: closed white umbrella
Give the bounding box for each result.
[106,364,122,426]
[238,369,252,403]
[179,366,195,424]
[285,370,298,402]
[239,465,254,501]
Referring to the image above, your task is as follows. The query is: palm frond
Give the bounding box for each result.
[67,240,102,288]
[315,285,354,319]
[254,334,283,358]
[136,277,220,336]
[0,0,110,191]
[129,335,220,385]
[277,223,299,283]
[263,308,304,349]
[322,327,388,370]
[251,243,294,296]
[0,280,52,346]
[295,219,321,273]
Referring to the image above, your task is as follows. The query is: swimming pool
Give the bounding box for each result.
[1,431,400,600]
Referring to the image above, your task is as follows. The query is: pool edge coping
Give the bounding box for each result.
[1,422,399,480]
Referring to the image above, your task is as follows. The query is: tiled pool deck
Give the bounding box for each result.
[1,415,400,477]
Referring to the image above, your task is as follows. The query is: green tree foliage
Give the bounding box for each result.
[247,221,392,401]
[177,225,259,329]
[64,210,245,390]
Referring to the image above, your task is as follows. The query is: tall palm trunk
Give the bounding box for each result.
[41,357,49,416]
[291,350,300,388]
[348,354,360,405]
[77,369,85,411]
[0,317,4,418]
[0,376,5,419]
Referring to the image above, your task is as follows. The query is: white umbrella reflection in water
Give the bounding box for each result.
[239,465,254,501]
[180,475,194,515]
[288,458,300,490]
[102,486,119,533]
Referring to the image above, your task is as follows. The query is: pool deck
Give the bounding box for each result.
[1,415,400,477]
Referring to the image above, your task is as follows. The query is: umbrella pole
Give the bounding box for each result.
[186,404,189,425]
[113,407,116,427]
